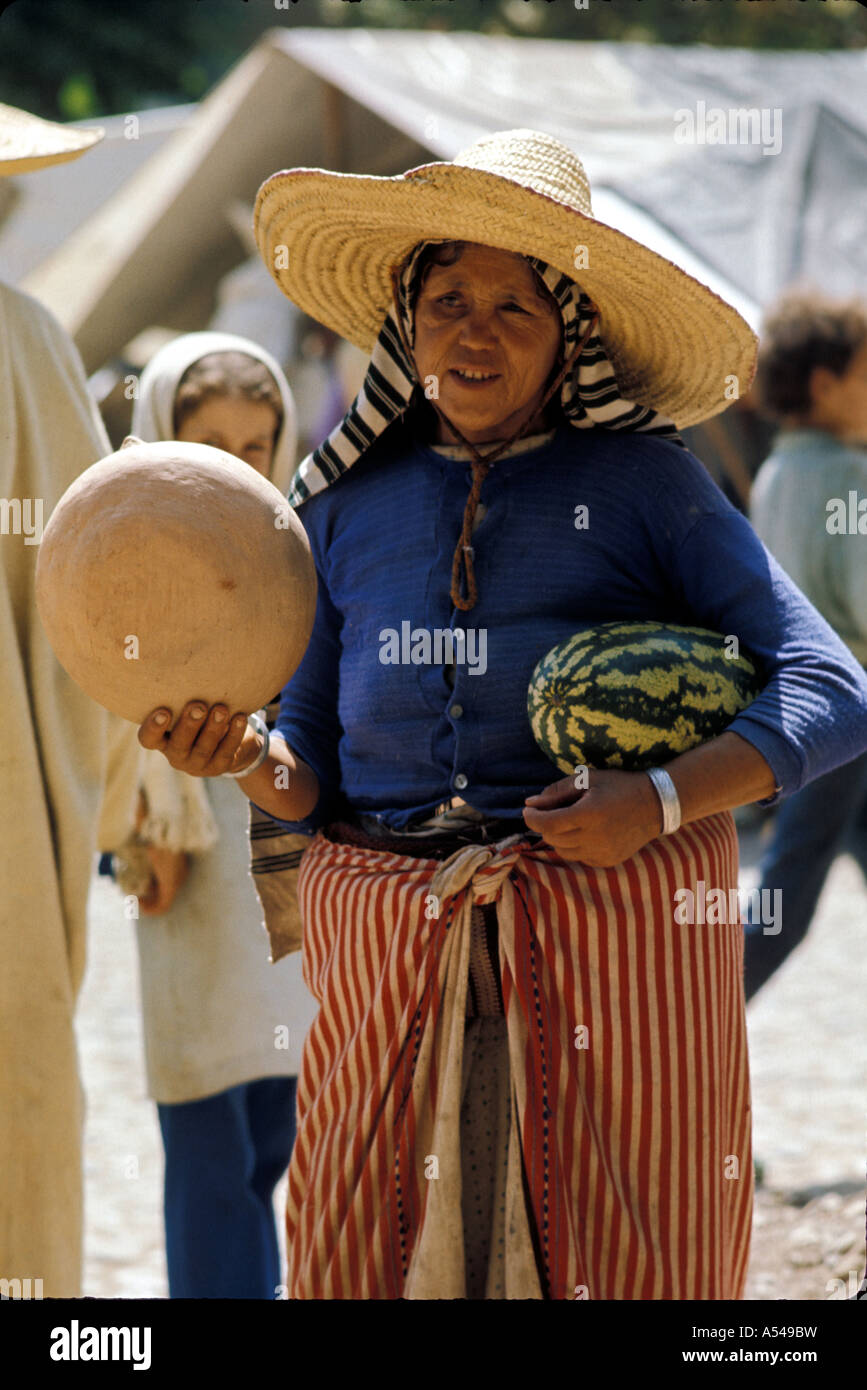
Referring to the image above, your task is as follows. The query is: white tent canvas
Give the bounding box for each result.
[3,27,862,497]
[8,28,864,372]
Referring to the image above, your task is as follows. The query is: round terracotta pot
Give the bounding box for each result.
[36,440,317,724]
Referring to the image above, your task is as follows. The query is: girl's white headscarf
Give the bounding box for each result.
[132,330,298,496]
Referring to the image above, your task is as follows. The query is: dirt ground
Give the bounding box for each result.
[76,816,866,1301]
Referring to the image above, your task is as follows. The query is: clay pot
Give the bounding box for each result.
[36,440,317,724]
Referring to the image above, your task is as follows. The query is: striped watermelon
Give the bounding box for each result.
[527,621,762,774]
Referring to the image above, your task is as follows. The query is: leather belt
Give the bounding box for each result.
[324,818,530,859]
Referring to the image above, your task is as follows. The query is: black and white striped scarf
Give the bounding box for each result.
[287,242,683,508]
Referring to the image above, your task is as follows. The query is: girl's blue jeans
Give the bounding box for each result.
[157,1076,297,1298]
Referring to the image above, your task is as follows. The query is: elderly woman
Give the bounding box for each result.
[139,130,867,1300]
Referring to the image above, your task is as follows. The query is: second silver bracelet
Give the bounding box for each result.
[645,766,682,836]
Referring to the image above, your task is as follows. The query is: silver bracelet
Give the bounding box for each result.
[222,711,270,780]
[645,766,682,836]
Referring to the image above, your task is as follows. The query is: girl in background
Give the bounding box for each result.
[102,332,318,1298]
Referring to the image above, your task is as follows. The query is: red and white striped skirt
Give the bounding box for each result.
[287,813,752,1300]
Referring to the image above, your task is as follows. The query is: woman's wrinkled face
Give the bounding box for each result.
[175,395,279,475]
[412,243,563,444]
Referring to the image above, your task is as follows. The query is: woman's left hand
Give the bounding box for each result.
[522,768,662,867]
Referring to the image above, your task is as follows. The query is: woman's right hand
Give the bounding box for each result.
[138,701,260,778]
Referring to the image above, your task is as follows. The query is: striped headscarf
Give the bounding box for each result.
[288,242,685,608]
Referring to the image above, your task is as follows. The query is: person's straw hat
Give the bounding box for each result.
[0,100,103,175]
[255,128,756,429]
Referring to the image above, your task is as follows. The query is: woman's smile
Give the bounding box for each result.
[449,366,501,386]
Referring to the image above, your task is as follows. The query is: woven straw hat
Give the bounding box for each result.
[255,128,756,428]
[0,100,103,175]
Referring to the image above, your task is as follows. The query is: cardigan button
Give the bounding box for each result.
[454,773,469,791]
[449,703,464,719]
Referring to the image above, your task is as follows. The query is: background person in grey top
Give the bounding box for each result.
[745,292,867,1000]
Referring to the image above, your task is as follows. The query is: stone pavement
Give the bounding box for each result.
[738,823,866,1300]
[76,823,866,1300]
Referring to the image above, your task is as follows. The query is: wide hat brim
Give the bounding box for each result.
[254,158,757,430]
[0,101,103,175]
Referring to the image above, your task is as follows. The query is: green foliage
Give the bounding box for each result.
[57,73,99,122]
[0,0,285,119]
[1,0,864,122]
[315,0,867,46]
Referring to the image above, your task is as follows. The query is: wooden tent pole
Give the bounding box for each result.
[700,413,754,509]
